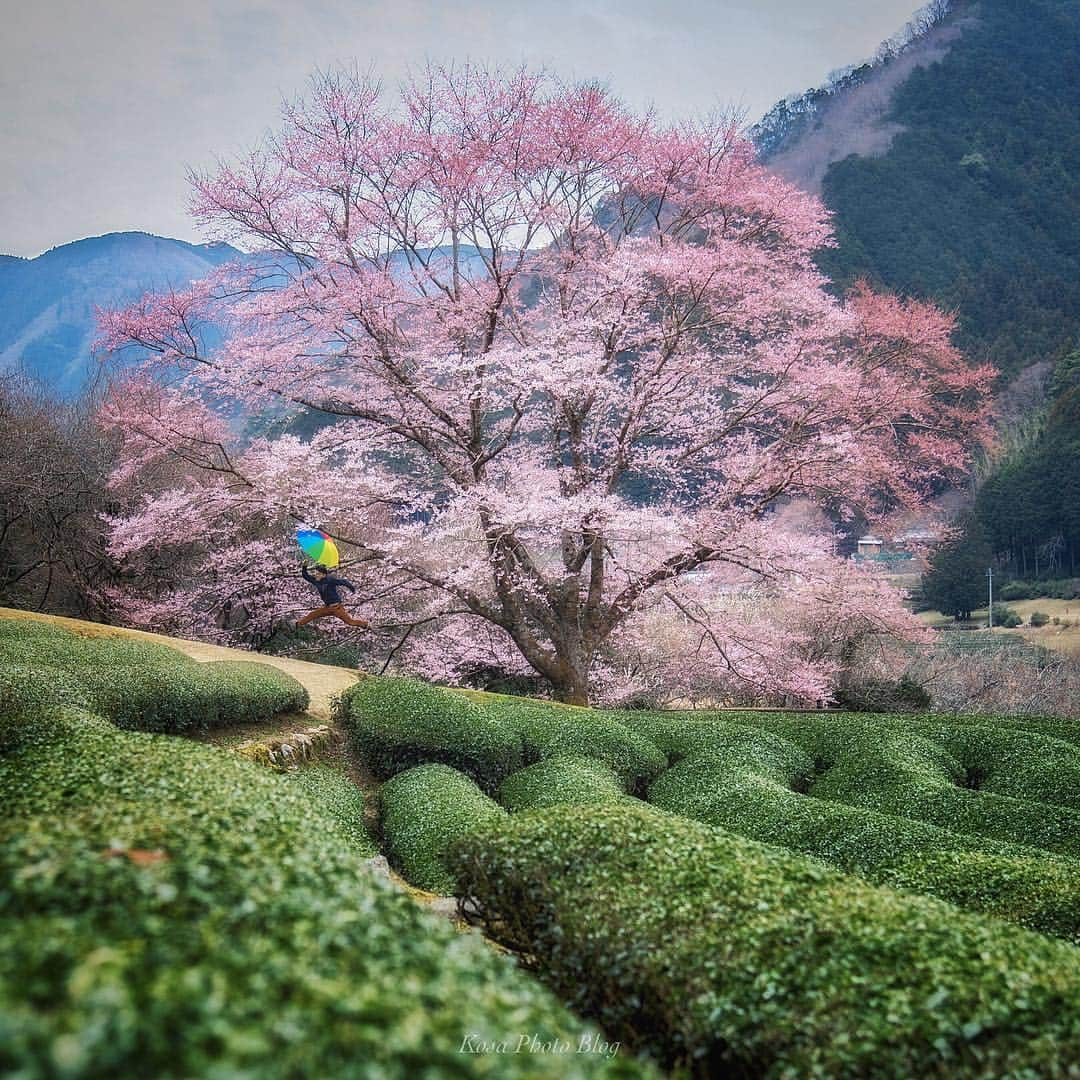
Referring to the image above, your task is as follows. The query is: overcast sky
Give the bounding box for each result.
[2,0,924,258]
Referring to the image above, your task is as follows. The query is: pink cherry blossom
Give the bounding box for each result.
[98,65,993,704]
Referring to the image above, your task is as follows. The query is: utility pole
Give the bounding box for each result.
[987,567,993,629]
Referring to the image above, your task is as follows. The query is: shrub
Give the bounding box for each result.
[833,674,932,713]
[623,712,806,768]
[0,707,645,1079]
[744,713,1080,858]
[0,620,198,669]
[379,764,508,893]
[1030,611,1051,627]
[285,764,376,856]
[498,755,627,812]
[335,677,524,792]
[646,740,1011,879]
[992,604,1023,628]
[903,718,1080,811]
[884,851,1080,944]
[489,700,667,792]
[1000,581,1035,601]
[988,713,1080,750]
[0,619,307,733]
[0,664,90,741]
[1042,578,1080,601]
[451,802,1080,1076]
[641,710,1080,938]
[199,660,309,723]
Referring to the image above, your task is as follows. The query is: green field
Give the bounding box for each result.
[920,597,1080,657]
[4,616,1080,1076]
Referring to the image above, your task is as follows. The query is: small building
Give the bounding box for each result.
[892,527,941,551]
[857,535,884,557]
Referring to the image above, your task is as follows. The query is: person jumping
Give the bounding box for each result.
[297,564,371,628]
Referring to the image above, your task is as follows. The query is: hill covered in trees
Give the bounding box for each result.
[0,233,241,397]
[757,0,1080,576]
[975,350,1080,580]
[761,0,1080,381]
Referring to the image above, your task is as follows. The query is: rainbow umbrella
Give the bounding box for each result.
[296,528,340,569]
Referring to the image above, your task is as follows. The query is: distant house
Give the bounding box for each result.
[891,527,941,551]
[857,535,884,557]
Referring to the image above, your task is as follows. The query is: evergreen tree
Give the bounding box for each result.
[921,518,994,620]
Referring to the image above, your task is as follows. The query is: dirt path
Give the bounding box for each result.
[0,607,359,719]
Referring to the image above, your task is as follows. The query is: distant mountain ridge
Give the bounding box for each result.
[753,1,966,196]
[0,232,241,396]
[0,232,500,398]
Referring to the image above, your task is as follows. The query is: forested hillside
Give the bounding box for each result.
[757,0,1080,577]
[813,0,1080,379]
[975,351,1080,579]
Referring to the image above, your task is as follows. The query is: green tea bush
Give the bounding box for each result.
[1030,611,1051,627]
[642,711,1080,939]
[451,802,1080,1076]
[884,850,1080,944]
[0,664,90,739]
[379,763,508,893]
[988,713,1080,749]
[285,764,377,856]
[0,707,646,1079]
[902,719,1080,811]
[0,620,198,669]
[0,619,307,733]
[626,712,810,772]
[647,743,1011,877]
[491,701,667,791]
[198,660,309,723]
[335,677,524,792]
[498,755,627,812]
[722,712,1080,857]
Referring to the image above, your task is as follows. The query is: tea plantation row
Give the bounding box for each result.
[336,676,1080,1076]
[0,620,647,1078]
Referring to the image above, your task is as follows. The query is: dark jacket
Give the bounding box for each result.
[302,566,355,606]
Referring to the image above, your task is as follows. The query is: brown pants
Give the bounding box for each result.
[297,603,367,628]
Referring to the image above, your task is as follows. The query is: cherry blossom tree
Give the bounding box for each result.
[99,65,993,704]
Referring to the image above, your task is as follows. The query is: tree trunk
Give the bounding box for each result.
[551,654,591,705]
[553,678,590,706]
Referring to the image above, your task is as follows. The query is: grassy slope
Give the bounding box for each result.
[919,597,1080,656]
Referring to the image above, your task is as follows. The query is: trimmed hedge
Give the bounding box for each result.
[285,763,377,856]
[487,701,667,792]
[498,755,627,813]
[1,664,91,740]
[451,802,1080,1077]
[0,619,308,732]
[792,719,1080,858]
[884,850,1080,945]
[646,743,1018,873]
[901,719,1080,812]
[336,679,666,795]
[335,677,524,792]
[641,711,1080,938]
[379,764,508,893]
[0,707,649,1079]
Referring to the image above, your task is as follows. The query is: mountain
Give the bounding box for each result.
[755,0,1080,382]
[0,232,502,399]
[0,232,241,397]
[754,0,1080,576]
